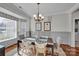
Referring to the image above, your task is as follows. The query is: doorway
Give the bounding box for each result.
[75,19,79,47]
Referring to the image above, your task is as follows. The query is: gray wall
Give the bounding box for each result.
[31,31,71,46]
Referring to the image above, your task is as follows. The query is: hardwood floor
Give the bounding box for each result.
[60,44,79,56]
[5,44,17,53]
[5,43,79,56]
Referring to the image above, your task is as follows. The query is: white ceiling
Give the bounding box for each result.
[0,3,31,19]
[14,3,76,17]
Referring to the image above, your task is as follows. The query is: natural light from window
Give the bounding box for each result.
[0,17,17,41]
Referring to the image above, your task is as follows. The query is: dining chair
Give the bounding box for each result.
[19,40,32,56]
[30,42,36,56]
[35,42,47,56]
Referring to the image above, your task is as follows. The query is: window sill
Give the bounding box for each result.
[0,37,17,43]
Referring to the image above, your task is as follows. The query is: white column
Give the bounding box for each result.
[69,13,75,47]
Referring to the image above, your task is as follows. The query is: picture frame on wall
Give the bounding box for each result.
[35,22,42,31]
[44,22,51,31]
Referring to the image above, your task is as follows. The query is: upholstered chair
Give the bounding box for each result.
[35,42,47,56]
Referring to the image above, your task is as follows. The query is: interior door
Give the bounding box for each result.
[75,19,79,47]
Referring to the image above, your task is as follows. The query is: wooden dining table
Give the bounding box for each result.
[45,44,54,56]
[17,37,54,56]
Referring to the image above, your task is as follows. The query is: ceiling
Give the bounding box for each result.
[14,3,76,18]
[0,3,31,19]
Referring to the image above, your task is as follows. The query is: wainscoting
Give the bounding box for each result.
[0,39,17,48]
[30,31,71,46]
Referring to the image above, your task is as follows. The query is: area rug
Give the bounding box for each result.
[5,48,66,56]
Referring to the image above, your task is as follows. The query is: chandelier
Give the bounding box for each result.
[33,3,44,21]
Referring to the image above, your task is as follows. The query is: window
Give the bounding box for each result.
[0,17,17,41]
[18,21,27,35]
[21,22,27,34]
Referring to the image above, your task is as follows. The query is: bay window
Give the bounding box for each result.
[0,17,17,41]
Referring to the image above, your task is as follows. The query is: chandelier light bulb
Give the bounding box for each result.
[33,14,36,17]
[39,14,42,17]
[34,16,37,20]
[42,16,44,19]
